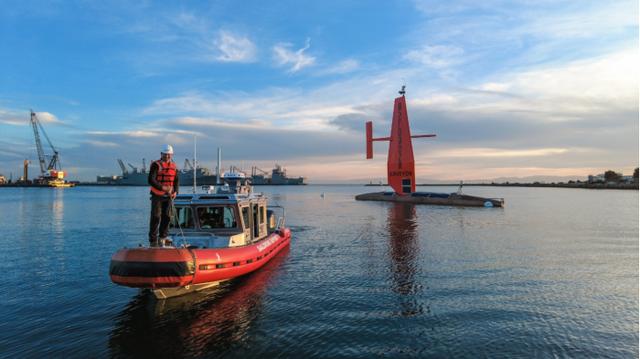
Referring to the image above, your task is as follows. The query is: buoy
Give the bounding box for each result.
[483,201,493,208]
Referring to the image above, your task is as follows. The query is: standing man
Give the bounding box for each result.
[148,144,180,246]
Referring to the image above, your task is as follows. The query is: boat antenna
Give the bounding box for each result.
[192,135,197,194]
[399,84,406,96]
[216,147,221,185]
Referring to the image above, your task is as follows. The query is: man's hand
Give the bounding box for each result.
[171,192,177,199]
[162,185,173,194]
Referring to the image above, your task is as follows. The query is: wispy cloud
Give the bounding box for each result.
[0,110,62,126]
[86,130,157,138]
[35,112,62,124]
[273,38,316,72]
[316,59,360,76]
[86,140,119,148]
[432,147,569,158]
[105,10,260,69]
[142,88,364,131]
[214,31,257,63]
[404,45,464,68]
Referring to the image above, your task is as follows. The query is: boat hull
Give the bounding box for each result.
[355,191,504,207]
[110,228,291,296]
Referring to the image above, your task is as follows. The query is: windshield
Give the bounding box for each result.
[197,206,237,229]
[171,206,194,229]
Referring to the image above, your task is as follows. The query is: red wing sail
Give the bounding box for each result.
[366,121,373,159]
[365,88,436,195]
[387,96,415,195]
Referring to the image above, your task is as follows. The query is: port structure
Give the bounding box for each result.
[29,110,70,186]
[365,87,436,195]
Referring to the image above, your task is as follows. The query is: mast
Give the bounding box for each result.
[216,147,222,185]
[193,136,197,194]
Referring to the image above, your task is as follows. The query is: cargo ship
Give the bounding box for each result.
[251,165,306,185]
[97,159,217,186]
[97,161,306,186]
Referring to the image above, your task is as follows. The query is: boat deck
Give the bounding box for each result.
[355,191,504,207]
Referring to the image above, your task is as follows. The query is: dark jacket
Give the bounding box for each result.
[148,160,179,196]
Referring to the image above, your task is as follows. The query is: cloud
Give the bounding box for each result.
[35,111,62,124]
[142,88,366,131]
[86,140,119,148]
[66,46,639,180]
[98,9,261,70]
[0,110,62,126]
[86,130,157,138]
[520,1,638,40]
[214,31,257,63]
[272,38,316,72]
[432,147,569,158]
[0,111,25,126]
[316,59,360,75]
[404,45,465,68]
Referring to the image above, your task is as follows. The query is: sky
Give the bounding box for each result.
[0,0,638,183]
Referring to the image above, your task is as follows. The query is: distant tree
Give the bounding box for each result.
[634,168,639,181]
[604,170,622,182]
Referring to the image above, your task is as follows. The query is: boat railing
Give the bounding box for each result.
[171,231,216,237]
[267,205,286,229]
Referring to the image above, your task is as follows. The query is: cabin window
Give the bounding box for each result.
[241,207,250,230]
[171,207,194,229]
[252,205,260,237]
[402,178,412,193]
[197,206,237,229]
[260,206,265,224]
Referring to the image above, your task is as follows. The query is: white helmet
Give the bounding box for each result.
[161,144,174,154]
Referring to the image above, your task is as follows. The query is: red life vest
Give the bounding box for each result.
[150,160,177,196]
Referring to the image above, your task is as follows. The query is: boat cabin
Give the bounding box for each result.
[169,173,282,249]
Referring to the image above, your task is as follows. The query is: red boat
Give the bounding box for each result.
[110,172,291,298]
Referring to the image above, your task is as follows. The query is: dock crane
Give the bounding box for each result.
[29,110,73,187]
[251,166,269,177]
[117,159,128,175]
[184,158,194,171]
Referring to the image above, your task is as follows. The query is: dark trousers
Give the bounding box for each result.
[149,196,172,243]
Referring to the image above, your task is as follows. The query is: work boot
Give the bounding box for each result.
[159,237,173,246]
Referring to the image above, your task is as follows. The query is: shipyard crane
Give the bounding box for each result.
[30,110,61,176]
[251,166,269,177]
[184,158,194,171]
[117,159,128,175]
[28,110,74,187]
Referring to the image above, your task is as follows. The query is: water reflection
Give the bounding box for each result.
[52,189,65,234]
[109,248,289,358]
[386,203,423,317]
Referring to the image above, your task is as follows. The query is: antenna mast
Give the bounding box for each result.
[216,147,222,185]
[192,136,197,194]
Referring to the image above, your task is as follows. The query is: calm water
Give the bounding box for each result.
[0,185,637,358]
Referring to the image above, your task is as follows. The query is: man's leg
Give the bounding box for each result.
[159,198,173,239]
[149,196,162,244]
